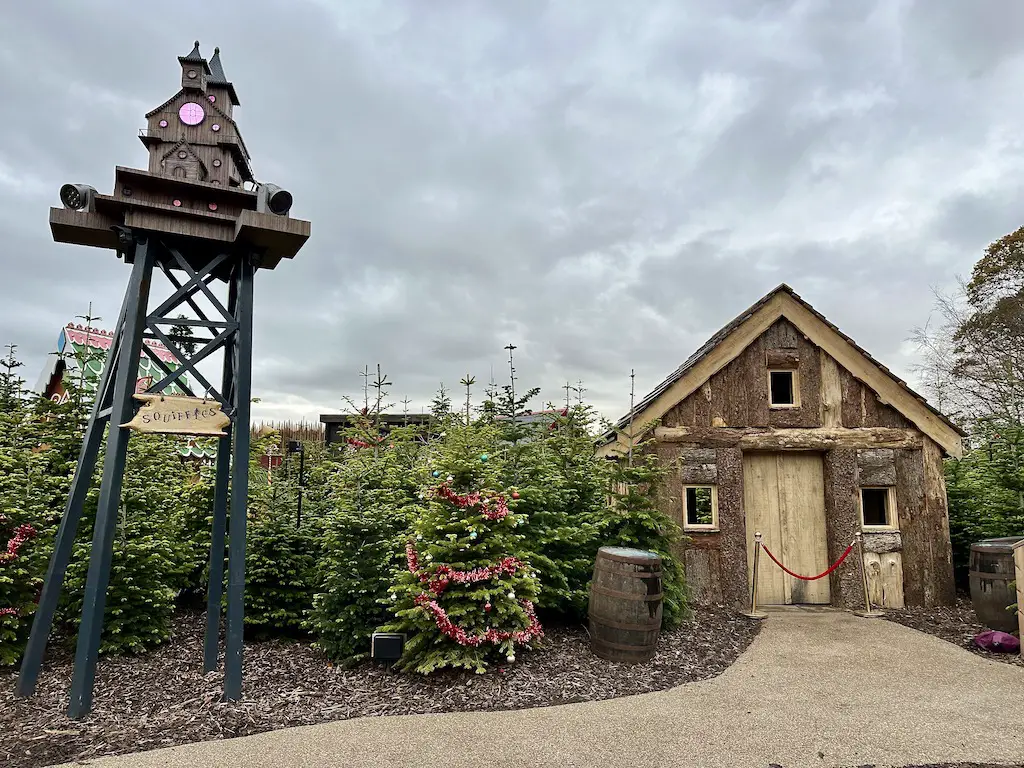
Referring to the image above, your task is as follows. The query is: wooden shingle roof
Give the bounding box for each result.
[598,284,965,458]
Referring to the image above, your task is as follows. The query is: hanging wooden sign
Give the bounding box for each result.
[120,394,231,436]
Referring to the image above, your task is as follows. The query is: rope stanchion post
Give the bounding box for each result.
[742,532,768,620]
[852,531,885,618]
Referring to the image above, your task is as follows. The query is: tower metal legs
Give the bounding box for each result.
[224,257,254,701]
[16,234,258,718]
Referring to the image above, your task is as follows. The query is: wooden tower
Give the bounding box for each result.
[16,41,310,718]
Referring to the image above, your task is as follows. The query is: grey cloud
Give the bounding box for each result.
[2,0,1022,425]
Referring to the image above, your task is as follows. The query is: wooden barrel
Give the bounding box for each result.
[588,546,663,662]
[969,537,1024,632]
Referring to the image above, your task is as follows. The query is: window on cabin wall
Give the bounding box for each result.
[683,485,718,531]
[860,487,897,529]
[769,369,799,408]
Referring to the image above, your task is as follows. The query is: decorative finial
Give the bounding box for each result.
[214,47,220,54]
[194,40,200,47]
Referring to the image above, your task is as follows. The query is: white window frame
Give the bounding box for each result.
[768,368,800,409]
[682,484,718,531]
[860,486,898,531]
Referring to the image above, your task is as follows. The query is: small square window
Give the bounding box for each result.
[683,485,717,530]
[861,487,895,529]
[769,369,799,408]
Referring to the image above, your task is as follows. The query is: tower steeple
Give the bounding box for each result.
[177,40,210,92]
[142,43,253,186]
[207,47,240,109]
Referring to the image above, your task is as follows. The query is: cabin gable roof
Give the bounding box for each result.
[598,284,965,458]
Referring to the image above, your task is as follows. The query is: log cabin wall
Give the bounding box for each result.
[652,318,954,610]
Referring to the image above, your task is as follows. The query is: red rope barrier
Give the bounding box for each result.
[760,541,854,581]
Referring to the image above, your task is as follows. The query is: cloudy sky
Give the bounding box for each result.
[2,1,1023,426]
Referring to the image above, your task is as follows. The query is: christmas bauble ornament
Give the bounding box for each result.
[507,654,516,663]
[484,602,492,612]
[470,531,478,539]
[432,470,440,477]
[508,591,515,599]
[480,453,489,462]
[511,491,520,499]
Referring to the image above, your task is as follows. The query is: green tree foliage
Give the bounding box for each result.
[241,430,320,636]
[603,435,689,628]
[307,424,421,662]
[384,418,542,674]
[945,422,1024,582]
[0,349,88,663]
[59,434,195,655]
[501,404,609,620]
[913,225,1024,580]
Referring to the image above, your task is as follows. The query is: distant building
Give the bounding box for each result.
[33,323,214,463]
[34,323,191,403]
[320,412,433,447]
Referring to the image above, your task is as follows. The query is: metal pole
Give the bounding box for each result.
[224,256,255,702]
[743,531,767,619]
[296,447,304,528]
[203,269,237,673]
[203,429,231,672]
[854,531,884,618]
[68,237,156,718]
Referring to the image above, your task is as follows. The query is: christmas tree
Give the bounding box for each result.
[384,420,542,674]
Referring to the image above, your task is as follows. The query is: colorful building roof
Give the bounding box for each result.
[33,323,204,462]
[34,323,190,402]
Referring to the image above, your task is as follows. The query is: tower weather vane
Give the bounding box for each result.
[15,41,310,718]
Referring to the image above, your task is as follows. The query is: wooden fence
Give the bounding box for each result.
[250,420,325,447]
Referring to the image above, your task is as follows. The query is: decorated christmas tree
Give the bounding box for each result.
[384,419,542,674]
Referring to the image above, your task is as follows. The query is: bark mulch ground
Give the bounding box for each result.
[882,595,1024,668]
[1,606,760,768]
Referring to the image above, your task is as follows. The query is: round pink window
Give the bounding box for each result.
[159,119,168,128]
[172,199,182,207]
[209,94,216,103]
[212,124,220,132]
[178,102,205,126]
[208,202,218,211]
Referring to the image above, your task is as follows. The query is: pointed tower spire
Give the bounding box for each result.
[207,46,240,106]
[209,47,227,81]
[180,40,204,63]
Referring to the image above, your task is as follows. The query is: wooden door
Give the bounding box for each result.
[744,452,830,605]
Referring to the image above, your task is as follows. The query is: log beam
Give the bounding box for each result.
[653,426,923,451]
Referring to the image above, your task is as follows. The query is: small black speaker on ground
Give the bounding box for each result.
[370,632,405,662]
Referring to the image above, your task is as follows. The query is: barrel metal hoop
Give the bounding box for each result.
[590,585,663,601]
[593,568,663,580]
[598,551,663,565]
[592,638,659,652]
[590,615,662,631]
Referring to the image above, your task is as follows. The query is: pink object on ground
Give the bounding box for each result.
[973,629,1020,653]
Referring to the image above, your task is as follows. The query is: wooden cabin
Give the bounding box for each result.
[597,284,965,611]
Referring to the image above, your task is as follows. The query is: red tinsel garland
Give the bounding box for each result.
[404,539,540,647]
[405,541,419,574]
[415,594,543,647]
[434,484,510,521]
[0,521,36,563]
[0,520,37,618]
[401,484,540,649]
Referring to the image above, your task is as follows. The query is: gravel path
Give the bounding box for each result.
[45,607,1024,768]
[0,606,759,768]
